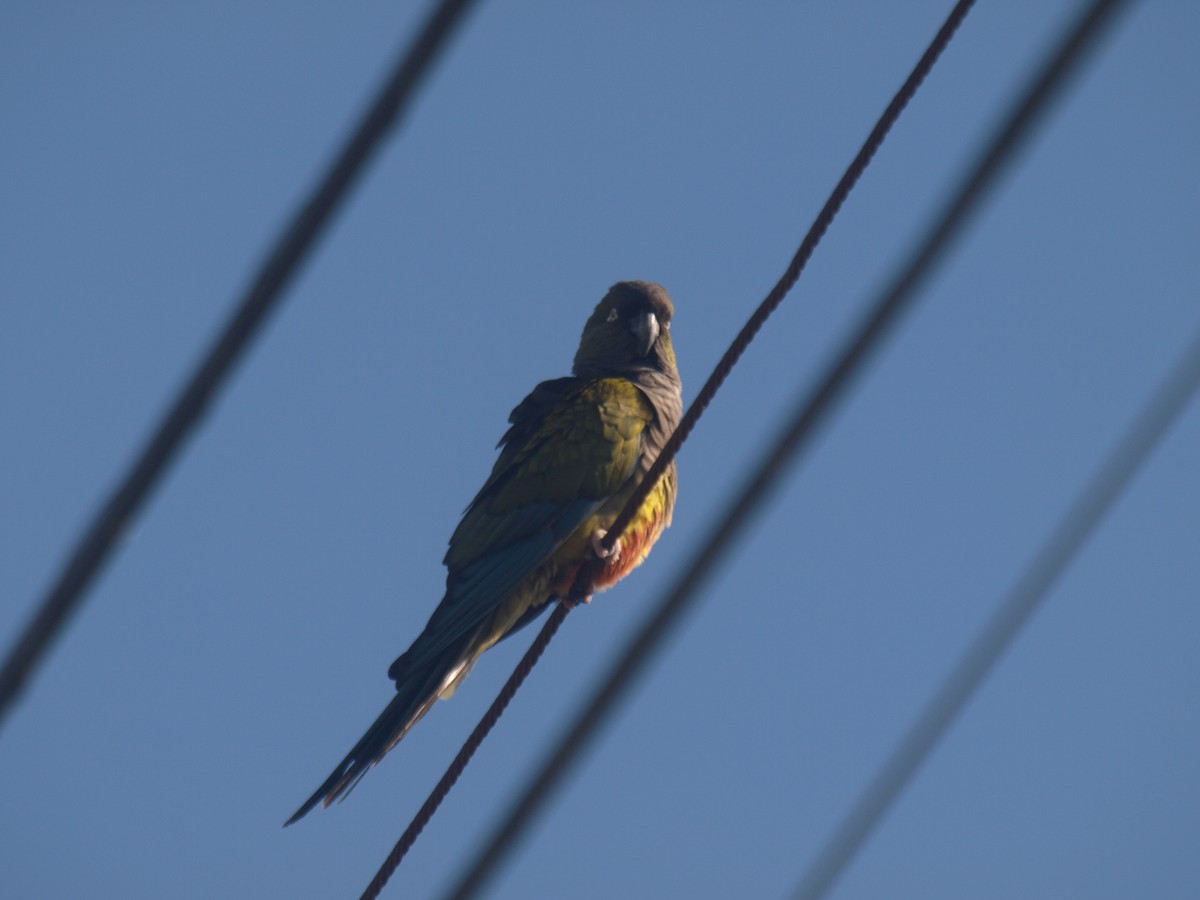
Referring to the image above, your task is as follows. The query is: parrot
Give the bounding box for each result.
[286,280,683,825]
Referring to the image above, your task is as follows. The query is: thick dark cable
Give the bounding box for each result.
[360,603,570,900]
[793,313,1200,900]
[362,2,976,892]
[0,0,480,726]
[444,0,1129,895]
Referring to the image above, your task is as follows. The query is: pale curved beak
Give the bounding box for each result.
[630,310,660,357]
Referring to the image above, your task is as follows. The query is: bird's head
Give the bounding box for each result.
[573,281,678,380]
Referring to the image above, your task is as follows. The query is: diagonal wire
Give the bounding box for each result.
[359,603,569,900]
[596,0,976,559]
[358,1,976,893]
[0,0,480,727]
[444,0,1131,896]
[792,299,1200,900]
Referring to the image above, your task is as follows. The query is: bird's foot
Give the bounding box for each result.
[562,591,593,610]
[562,531,622,609]
[588,529,622,562]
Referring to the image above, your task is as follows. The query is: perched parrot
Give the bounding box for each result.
[286,280,682,824]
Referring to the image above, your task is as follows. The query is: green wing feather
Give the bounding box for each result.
[394,377,654,675]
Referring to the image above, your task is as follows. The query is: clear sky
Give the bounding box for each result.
[4,2,1198,898]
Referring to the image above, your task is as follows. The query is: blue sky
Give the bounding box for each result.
[4,2,1199,898]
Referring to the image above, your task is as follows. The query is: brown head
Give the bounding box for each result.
[573,281,679,383]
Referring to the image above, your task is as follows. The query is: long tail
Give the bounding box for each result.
[285,649,465,826]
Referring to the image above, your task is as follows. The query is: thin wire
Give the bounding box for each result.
[792,317,1200,900]
[361,1,976,892]
[360,604,570,900]
[0,0,480,727]
[595,0,977,561]
[444,0,1130,895]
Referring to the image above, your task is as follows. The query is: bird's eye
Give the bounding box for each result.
[606,308,619,323]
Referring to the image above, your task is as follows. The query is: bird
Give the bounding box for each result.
[286,280,683,825]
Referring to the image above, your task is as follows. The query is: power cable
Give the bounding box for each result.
[595,0,975,558]
[444,0,1131,896]
[359,604,569,900]
[0,0,480,726]
[792,306,1200,900]
[358,2,976,894]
